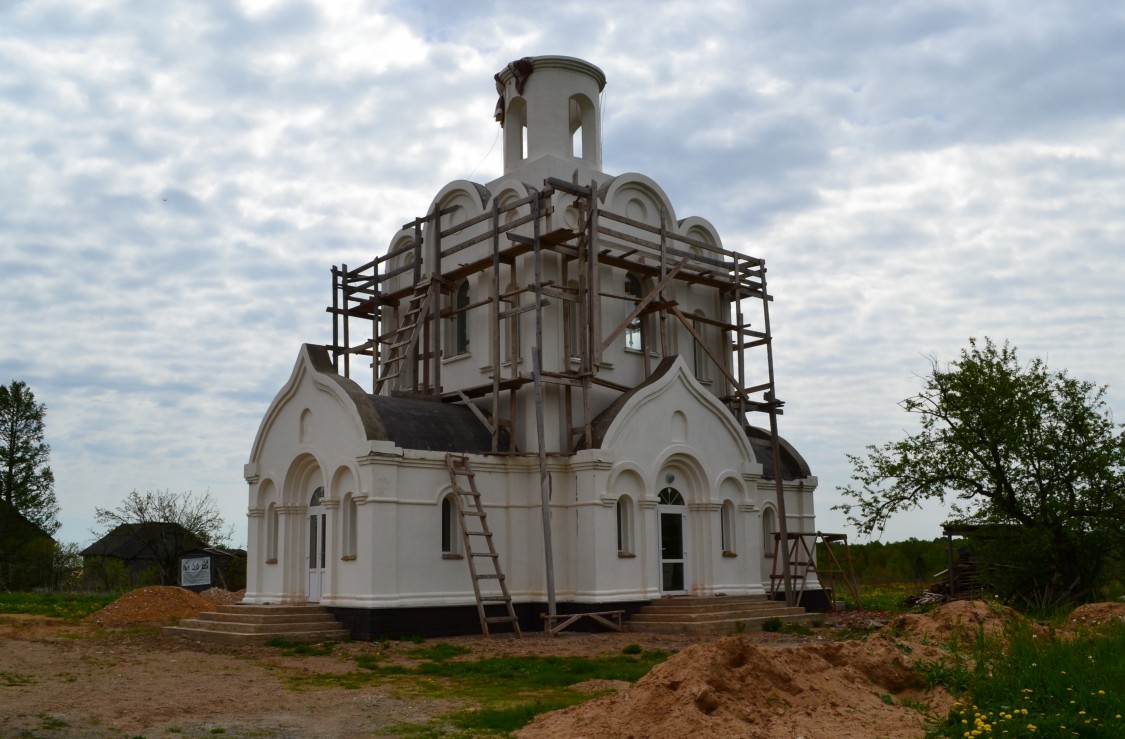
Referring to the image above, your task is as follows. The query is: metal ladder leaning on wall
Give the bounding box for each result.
[444,453,522,638]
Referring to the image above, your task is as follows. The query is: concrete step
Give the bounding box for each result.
[643,595,770,607]
[214,604,332,616]
[625,612,816,636]
[636,601,796,616]
[173,618,347,635]
[163,626,349,646]
[192,611,342,625]
[630,606,807,623]
[164,604,349,645]
[623,595,814,635]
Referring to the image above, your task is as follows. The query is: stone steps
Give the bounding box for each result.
[625,595,816,635]
[164,604,350,646]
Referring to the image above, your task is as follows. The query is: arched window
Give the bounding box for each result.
[504,97,528,164]
[309,486,325,507]
[441,495,460,555]
[616,496,634,555]
[569,94,597,163]
[692,310,711,382]
[447,280,470,356]
[721,500,736,554]
[658,486,685,506]
[762,507,777,557]
[624,273,644,352]
[343,494,358,559]
[266,503,279,563]
[566,279,580,359]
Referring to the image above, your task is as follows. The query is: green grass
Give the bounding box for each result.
[404,643,472,661]
[291,642,671,735]
[266,638,337,656]
[1,671,35,686]
[931,619,1125,738]
[760,616,783,632]
[840,582,921,612]
[0,592,117,620]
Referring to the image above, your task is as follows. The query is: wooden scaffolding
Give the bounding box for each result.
[769,532,863,610]
[326,174,804,608]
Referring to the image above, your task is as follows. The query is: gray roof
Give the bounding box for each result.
[369,394,507,453]
[303,344,508,454]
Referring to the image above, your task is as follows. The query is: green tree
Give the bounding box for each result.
[0,380,59,534]
[836,338,1125,604]
[93,489,231,585]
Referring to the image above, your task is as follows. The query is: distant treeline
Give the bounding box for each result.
[817,537,960,585]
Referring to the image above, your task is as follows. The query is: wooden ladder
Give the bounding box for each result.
[444,453,521,638]
[374,281,433,394]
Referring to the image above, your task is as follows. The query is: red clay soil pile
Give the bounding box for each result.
[1068,602,1125,626]
[893,599,1022,642]
[86,586,215,626]
[518,635,952,739]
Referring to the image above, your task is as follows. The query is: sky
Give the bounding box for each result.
[3,0,1124,549]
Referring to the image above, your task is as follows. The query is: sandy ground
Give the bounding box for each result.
[2,589,1056,739]
[0,594,757,739]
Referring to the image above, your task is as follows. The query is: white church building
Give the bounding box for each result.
[243,56,819,638]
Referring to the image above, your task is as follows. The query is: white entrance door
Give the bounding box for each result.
[307,487,326,602]
[658,486,688,593]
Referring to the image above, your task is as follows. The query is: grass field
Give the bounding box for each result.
[0,592,115,620]
[931,620,1125,738]
[275,639,671,736]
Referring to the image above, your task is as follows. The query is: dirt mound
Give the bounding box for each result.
[518,636,951,739]
[893,599,1021,642]
[200,587,245,605]
[1068,602,1125,627]
[86,586,214,625]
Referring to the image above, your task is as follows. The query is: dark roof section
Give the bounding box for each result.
[745,426,812,482]
[302,344,507,453]
[0,499,55,544]
[370,394,508,453]
[80,522,204,560]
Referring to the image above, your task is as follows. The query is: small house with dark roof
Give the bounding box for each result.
[0,500,57,590]
[81,522,205,585]
[244,56,820,636]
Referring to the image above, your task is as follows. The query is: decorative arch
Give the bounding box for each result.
[677,216,724,256]
[608,466,646,500]
[430,180,491,233]
[602,173,678,228]
[656,450,708,505]
[330,465,357,500]
[282,452,324,507]
[717,475,744,503]
[488,181,534,226]
[255,477,279,509]
[386,229,417,269]
[597,356,756,464]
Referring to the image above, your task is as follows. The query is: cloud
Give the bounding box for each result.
[1,0,1123,547]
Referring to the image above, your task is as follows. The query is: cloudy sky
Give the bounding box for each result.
[4,0,1124,549]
